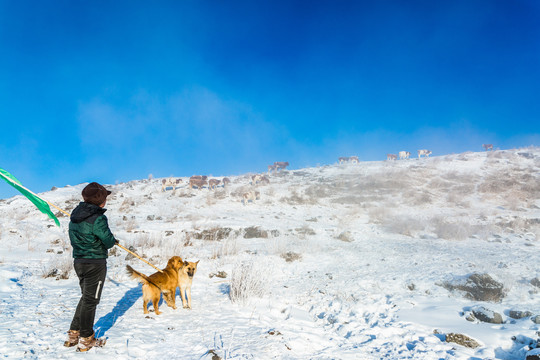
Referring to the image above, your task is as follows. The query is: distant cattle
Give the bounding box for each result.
[208,179,221,190]
[242,190,260,205]
[251,174,263,184]
[274,161,289,171]
[417,149,432,159]
[399,151,411,160]
[251,174,270,185]
[189,176,208,190]
[268,164,278,173]
[339,156,359,164]
[190,175,207,181]
[222,177,231,187]
[387,154,397,161]
[161,178,182,192]
[482,144,493,151]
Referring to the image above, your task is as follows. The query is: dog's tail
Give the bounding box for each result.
[126,265,152,285]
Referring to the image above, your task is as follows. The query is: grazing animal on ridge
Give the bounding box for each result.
[387,154,397,161]
[399,151,411,160]
[417,149,432,159]
[268,164,278,174]
[242,190,260,205]
[161,178,182,192]
[208,179,221,190]
[339,156,359,164]
[251,174,264,185]
[274,161,289,171]
[189,176,208,190]
[222,177,231,187]
[251,174,269,185]
[482,144,493,151]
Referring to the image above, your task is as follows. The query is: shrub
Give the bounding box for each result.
[432,217,473,240]
[212,235,238,259]
[229,259,267,304]
[280,190,316,205]
[42,255,72,280]
[337,231,354,242]
[281,251,302,262]
[382,215,426,237]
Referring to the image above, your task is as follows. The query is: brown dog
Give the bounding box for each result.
[178,260,199,309]
[126,256,183,315]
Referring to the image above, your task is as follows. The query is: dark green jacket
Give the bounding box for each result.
[69,202,116,259]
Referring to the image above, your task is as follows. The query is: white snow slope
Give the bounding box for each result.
[0,148,539,359]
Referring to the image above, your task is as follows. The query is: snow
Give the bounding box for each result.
[0,148,539,359]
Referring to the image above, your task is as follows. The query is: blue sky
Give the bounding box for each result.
[1,0,539,199]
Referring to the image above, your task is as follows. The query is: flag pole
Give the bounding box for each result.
[0,173,163,273]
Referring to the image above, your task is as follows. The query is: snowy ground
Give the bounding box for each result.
[1,147,539,359]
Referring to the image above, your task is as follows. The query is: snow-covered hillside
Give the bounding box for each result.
[1,147,539,359]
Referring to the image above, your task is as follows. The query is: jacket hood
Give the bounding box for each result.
[71,202,107,223]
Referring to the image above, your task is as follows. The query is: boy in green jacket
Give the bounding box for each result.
[64,182,117,351]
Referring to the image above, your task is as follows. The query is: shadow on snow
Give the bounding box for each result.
[94,284,141,337]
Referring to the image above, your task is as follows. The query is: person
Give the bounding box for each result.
[64,182,117,352]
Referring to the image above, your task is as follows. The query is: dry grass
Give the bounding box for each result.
[211,234,239,259]
[367,205,391,224]
[119,198,135,213]
[381,215,427,237]
[41,255,72,280]
[281,251,302,262]
[280,190,317,205]
[431,216,475,241]
[229,258,268,304]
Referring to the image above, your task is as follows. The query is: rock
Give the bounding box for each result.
[446,333,481,348]
[280,252,302,262]
[508,310,533,319]
[531,315,540,324]
[187,228,233,241]
[441,272,506,302]
[209,271,227,279]
[244,226,268,239]
[531,278,540,288]
[471,306,503,324]
[337,231,354,242]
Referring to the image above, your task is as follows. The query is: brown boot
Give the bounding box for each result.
[76,332,106,352]
[63,330,80,347]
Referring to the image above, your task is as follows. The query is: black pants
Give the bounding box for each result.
[70,261,107,338]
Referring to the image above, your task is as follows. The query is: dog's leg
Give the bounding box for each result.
[143,299,150,314]
[180,285,188,308]
[163,290,177,309]
[169,289,177,309]
[153,295,161,315]
[186,286,192,309]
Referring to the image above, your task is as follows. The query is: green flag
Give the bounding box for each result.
[0,168,60,227]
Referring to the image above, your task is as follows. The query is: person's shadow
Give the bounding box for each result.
[94,282,141,337]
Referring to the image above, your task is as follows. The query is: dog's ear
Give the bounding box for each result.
[195,260,200,265]
[184,261,189,266]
